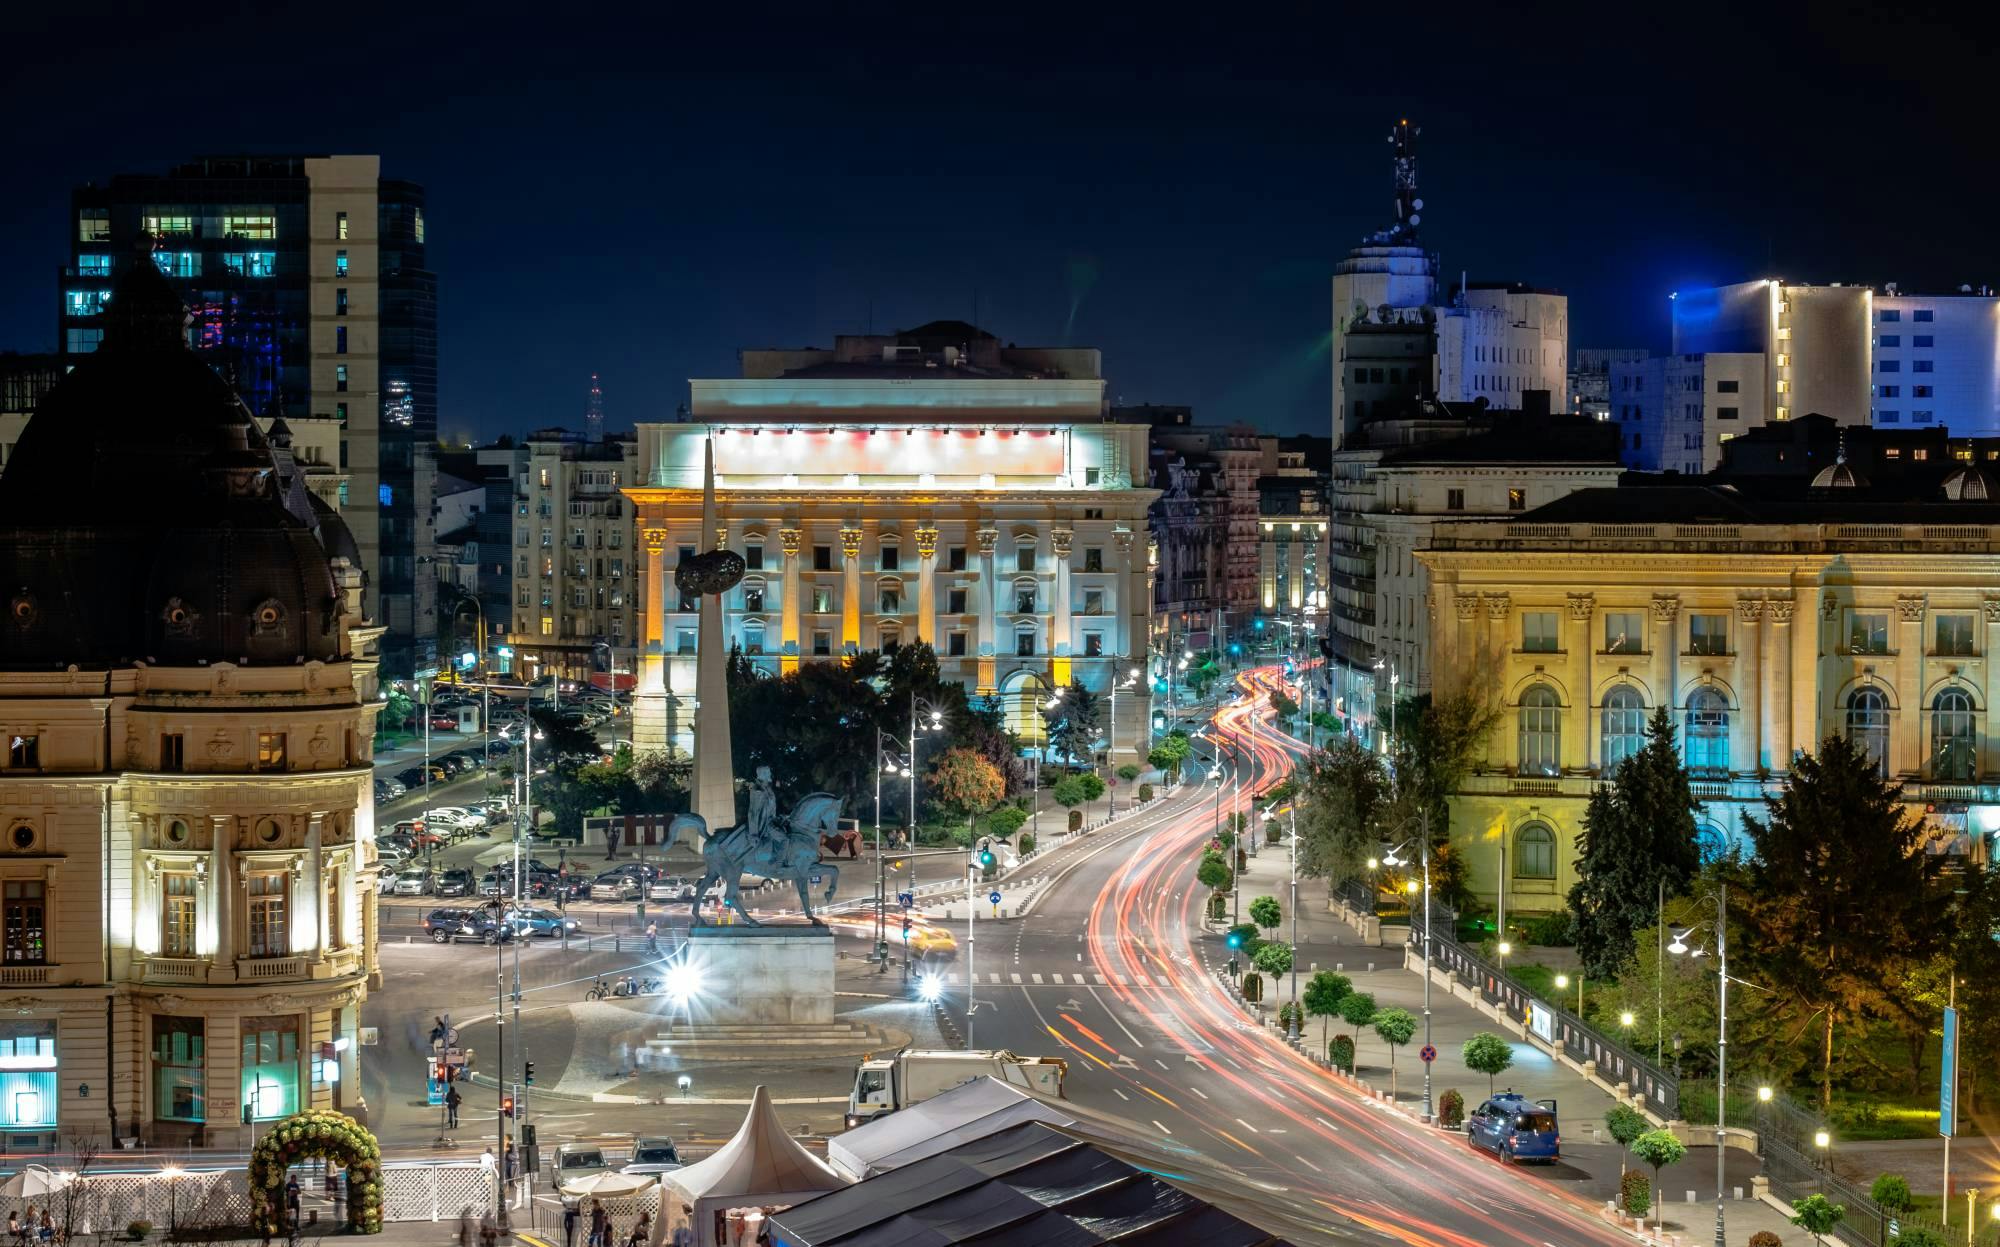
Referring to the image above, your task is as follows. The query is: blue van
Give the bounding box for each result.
[1466,1092,1560,1163]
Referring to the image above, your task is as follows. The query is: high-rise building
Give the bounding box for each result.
[512,430,641,687]
[60,155,437,676]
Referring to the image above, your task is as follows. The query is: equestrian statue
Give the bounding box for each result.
[666,766,844,925]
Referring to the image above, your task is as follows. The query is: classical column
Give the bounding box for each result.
[1793,591,1828,770]
[1568,594,1595,772]
[1735,597,1763,774]
[634,526,670,751]
[915,524,939,646]
[779,528,802,674]
[306,816,326,959]
[1984,598,2000,778]
[1896,594,1926,776]
[840,525,863,653]
[1452,591,1478,672]
[1050,527,1074,686]
[212,817,236,976]
[1651,595,1681,734]
[1114,529,1138,657]
[1766,595,1795,768]
[976,527,999,695]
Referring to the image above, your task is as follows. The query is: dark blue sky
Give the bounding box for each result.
[1,3,1987,440]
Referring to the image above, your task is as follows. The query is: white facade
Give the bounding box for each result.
[1607,352,1768,474]
[1872,291,2000,435]
[1436,287,1570,410]
[509,433,640,683]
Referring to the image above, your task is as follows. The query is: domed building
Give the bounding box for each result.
[0,246,384,1149]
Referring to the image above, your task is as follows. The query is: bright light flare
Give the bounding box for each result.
[664,961,702,1004]
[916,973,944,1003]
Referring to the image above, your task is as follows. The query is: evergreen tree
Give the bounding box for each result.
[1043,679,1102,767]
[1567,706,1701,979]
[1295,733,1388,883]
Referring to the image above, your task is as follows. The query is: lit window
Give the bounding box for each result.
[335,250,349,277]
[65,290,109,317]
[1600,686,1645,771]
[335,364,348,392]
[1933,688,1977,781]
[64,328,102,354]
[223,252,277,277]
[1603,611,1643,653]
[3,882,46,966]
[1688,613,1728,655]
[75,254,115,279]
[414,208,426,243]
[1517,685,1561,777]
[247,872,289,956]
[222,214,276,240]
[812,587,832,613]
[1507,487,1526,511]
[256,732,287,770]
[540,616,553,636]
[1521,611,1559,653]
[78,210,110,242]
[163,872,198,957]
[336,210,349,240]
[878,585,902,614]
[1686,688,1730,772]
[336,402,348,426]
[142,214,194,236]
[6,735,36,769]
[1848,612,1889,655]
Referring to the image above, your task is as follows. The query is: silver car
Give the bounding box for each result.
[390,868,434,896]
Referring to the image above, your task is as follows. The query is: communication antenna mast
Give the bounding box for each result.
[584,373,604,438]
[1389,118,1423,243]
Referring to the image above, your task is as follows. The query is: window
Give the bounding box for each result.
[811,630,832,656]
[1913,385,1933,398]
[161,733,184,772]
[335,365,348,392]
[2,882,45,965]
[1936,614,1976,656]
[1602,611,1643,653]
[1446,488,1465,511]
[743,625,765,656]
[880,544,900,572]
[65,328,102,354]
[335,326,347,355]
[1934,689,1977,781]
[1084,467,1101,486]
[1716,379,1739,393]
[153,1017,205,1123]
[142,214,194,236]
[66,290,109,317]
[676,629,696,655]
[1847,688,1891,777]
[5,735,35,770]
[1880,310,1901,323]
[1507,488,1526,511]
[1914,360,1934,373]
[78,210,110,242]
[222,252,276,277]
[948,546,967,572]
[948,632,967,656]
[1521,611,1559,653]
[878,585,902,615]
[1914,309,1934,322]
[1848,612,1889,655]
[1879,360,1901,373]
[153,250,200,278]
[256,732,286,770]
[1717,406,1739,421]
[1016,545,1036,572]
[1914,411,1935,424]
[540,616,553,636]
[1016,587,1038,614]
[743,585,764,612]
[1600,686,1646,771]
[1083,588,1104,615]
[163,872,198,957]
[1878,386,1900,398]
[1879,411,1900,423]
[334,250,349,277]
[241,1022,299,1121]
[222,214,276,239]
[811,586,832,614]
[1084,547,1104,572]
[326,864,344,949]
[1686,688,1730,772]
[744,543,763,571]
[336,287,348,316]
[336,210,349,240]
[813,545,832,571]
[947,588,968,614]
[1016,631,1036,657]
[1514,823,1556,880]
[1879,335,1901,347]
[0,1021,56,1129]
[1517,685,1561,777]
[1688,613,1728,655]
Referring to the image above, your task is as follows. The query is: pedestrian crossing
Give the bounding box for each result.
[926,970,1167,987]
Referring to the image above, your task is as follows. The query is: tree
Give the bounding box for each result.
[1116,764,1141,783]
[1252,942,1293,978]
[1303,971,1351,1050]
[1295,733,1388,884]
[1269,689,1300,721]
[1868,1174,1914,1215]
[1249,895,1282,936]
[926,748,1005,821]
[1043,679,1102,766]
[1050,774,1089,816]
[1599,913,1720,1067]
[1629,1130,1686,1233]
[1338,991,1377,1063]
[1196,853,1233,894]
[1566,706,1702,979]
[383,687,415,734]
[1226,922,1263,955]
[1914,863,2000,1110]
[1385,660,1503,842]
[1788,1193,1846,1246]
[1148,732,1193,782]
[1604,1104,1648,1179]
[1737,734,1946,1109]
[1462,1032,1514,1095]
[1372,1007,1418,1101]
[1076,772,1106,802]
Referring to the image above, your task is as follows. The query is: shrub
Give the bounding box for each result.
[1277,1001,1303,1032]
[1437,1088,1464,1128]
[1216,828,1236,850]
[1226,922,1263,953]
[1330,1034,1355,1072]
[127,1225,154,1242]
[1138,783,1153,802]
[1747,1234,1782,1247]
[1522,911,1575,946]
[1890,1230,1946,1247]
[987,806,1028,837]
[1016,832,1036,856]
[1620,1170,1650,1218]
[1241,972,1263,1002]
[1869,1173,1914,1214]
[1117,764,1141,782]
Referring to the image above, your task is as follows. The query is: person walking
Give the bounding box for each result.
[457,1206,475,1247]
[284,1176,302,1231]
[645,921,659,955]
[561,1199,580,1247]
[445,1082,462,1129]
[588,1199,609,1247]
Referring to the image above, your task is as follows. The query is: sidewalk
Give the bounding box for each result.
[1226,838,1823,1245]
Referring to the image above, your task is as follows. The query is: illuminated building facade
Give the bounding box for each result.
[0,259,382,1149]
[1421,467,2000,911]
[625,322,1156,764]
[1257,463,1329,658]
[60,155,437,676]
[508,430,641,686]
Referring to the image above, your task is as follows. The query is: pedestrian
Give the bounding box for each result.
[504,1141,518,1184]
[561,1199,580,1247]
[36,1211,51,1244]
[445,1081,462,1127]
[457,1206,475,1247]
[645,921,659,955]
[284,1175,302,1229]
[626,1211,649,1247]
[588,1199,609,1247]
[478,1208,497,1247]
[8,1210,22,1246]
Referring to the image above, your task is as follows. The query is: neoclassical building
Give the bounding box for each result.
[1420,469,2000,911]
[624,322,1156,765]
[0,252,381,1149]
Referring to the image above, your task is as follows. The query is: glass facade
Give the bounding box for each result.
[153,1017,205,1123]
[241,1020,299,1121]
[0,1021,57,1129]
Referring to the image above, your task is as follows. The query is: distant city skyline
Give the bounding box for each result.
[0,6,1989,440]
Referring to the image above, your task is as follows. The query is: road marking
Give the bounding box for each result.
[1314,1116,1338,1131]
[1152,1120,1172,1135]
[1009,973,1022,984]
[988,974,1001,985]
[1190,1087,1208,1100]
[1112,1088,1129,1101]
[1154,1059,1170,1072]
[1295,1155,1322,1173]
[1140,1085,1180,1110]
[1267,1128,1287,1134]
[1075,952,1081,962]
[1071,973,1085,984]
[1211,1127,1260,1156]
[1089,988,1145,1048]
[1031,973,1043,984]
[1235,1118,1260,1134]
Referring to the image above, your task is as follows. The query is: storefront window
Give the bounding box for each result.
[0,1021,57,1128]
[241,1020,299,1121]
[153,1017,205,1122]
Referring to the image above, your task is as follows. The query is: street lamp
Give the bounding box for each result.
[873,731,909,970]
[1107,662,1142,813]
[1381,816,1435,1121]
[1667,882,1731,1247]
[905,694,947,852]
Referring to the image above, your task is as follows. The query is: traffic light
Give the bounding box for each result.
[975,838,995,869]
[523,1061,535,1085]
[1226,930,1246,950]
[521,1124,537,1147]
[501,1096,516,1119]
[901,917,912,939]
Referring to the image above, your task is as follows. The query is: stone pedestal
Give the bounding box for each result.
[685,925,835,1026]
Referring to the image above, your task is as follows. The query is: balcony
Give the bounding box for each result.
[238,955,308,981]
[0,965,51,987]
[141,958,206,983]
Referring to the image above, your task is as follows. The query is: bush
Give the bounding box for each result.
[1226,922,1263,953]
[1077,772,1106,801]
[1068,809,1083,832]
[1890,1230,1946,1247]
[1215,828,1236,850]
[1437,1088,1464,1128]
[1747,1234,1782,1247]
[1138,783,1154,802]
[1522,911,1575,946]
[1117,764,1141,782]
[1330,1034,1355,1072]
[1620,1170,1650,1218]
[1278,1001,1303,1032]
[127,1225,154,1242]
[1016,832,1036,856]
[1869,1173,1914,1214]
[1241,972,1263,1002]
[987,806,1028,837]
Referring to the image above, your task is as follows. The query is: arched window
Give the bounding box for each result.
[1600,685,1646,772]
[1932,688,1977,781]
[1515,823,1556,880]
[1694,823,1728,864]
[1686,687,1731,774]
[1518,685,1561,777]
[1847,687,1891,777]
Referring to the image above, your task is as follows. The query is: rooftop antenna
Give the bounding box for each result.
[584,373,604,439]
[1390,118,1423,244]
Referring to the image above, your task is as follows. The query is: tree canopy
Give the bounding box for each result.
[1043,679,1102,767]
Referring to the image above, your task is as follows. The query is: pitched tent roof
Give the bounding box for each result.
[827,1076,1078,1180]
[662,1084,844,1204]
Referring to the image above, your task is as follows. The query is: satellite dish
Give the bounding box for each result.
[1412,198,1425,210]
[1409,213,1421,225]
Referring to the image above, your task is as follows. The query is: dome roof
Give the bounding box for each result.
[1942,465,1997,502]
[1810,458,1869,489]
[0,243,348,670]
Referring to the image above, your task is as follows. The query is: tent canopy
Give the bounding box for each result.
[827,1077,1075,1180]
[663,1085,844,1205]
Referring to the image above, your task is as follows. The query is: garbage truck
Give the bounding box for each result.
[845,1049,1067,1127]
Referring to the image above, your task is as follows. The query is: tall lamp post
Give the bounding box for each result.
[1106,660,1142,813]
[1382,811,1434,1120]
[1667,882,1730,1247]
[873,730,909,971]
[905,694,946,850]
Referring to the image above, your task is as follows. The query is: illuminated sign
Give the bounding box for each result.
[705,427,1066,479]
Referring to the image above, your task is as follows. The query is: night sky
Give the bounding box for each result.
[0,3,1987,441]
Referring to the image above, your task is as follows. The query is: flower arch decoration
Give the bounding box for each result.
[247,1108,384,1234]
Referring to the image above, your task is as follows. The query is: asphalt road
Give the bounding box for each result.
[928,666,1636,1247]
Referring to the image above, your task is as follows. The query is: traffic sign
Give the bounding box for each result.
[988,891,1002,905]
[1419,1044,1437,1064]
[898,891,914,909]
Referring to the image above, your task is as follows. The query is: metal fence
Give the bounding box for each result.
[1409,917,1681,1119]
[1333,877,1375,915]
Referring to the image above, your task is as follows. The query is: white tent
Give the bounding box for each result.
[653,1085,846,1247]
[827,1077,1075,1180]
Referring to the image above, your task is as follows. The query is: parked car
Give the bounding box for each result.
[622,1137,681,1174]
[553,1144,608,1182]
[390,868,435,897]
[589,870,644,902]
[429,713,460,731]
[395,767,429,789]
[435,754,468,777]
[435,868,475,898]
[647,876,700,902]
[421,907,518,945]
[1466,1093,1560,1164]
[504,906,582,938]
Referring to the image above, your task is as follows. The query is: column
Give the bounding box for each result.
[1791,589,1824,769]
[634,527,670,751]
[1568,594,1595,772]
[840,526,863,653]
[211,817,236,976]
[779,528,802,674]
[1984,598,2000,779]
[1450,590,1477,675]
[1896,594,1926,776]
[1651,595,1680,734]
[915,524,939,646]
[1050,527,1074,687]
[1735,598,1762,774]
[1767,594,1795,768]
[1114,529,1138,658]
[976,527,998,695]
[305,816,326,959]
